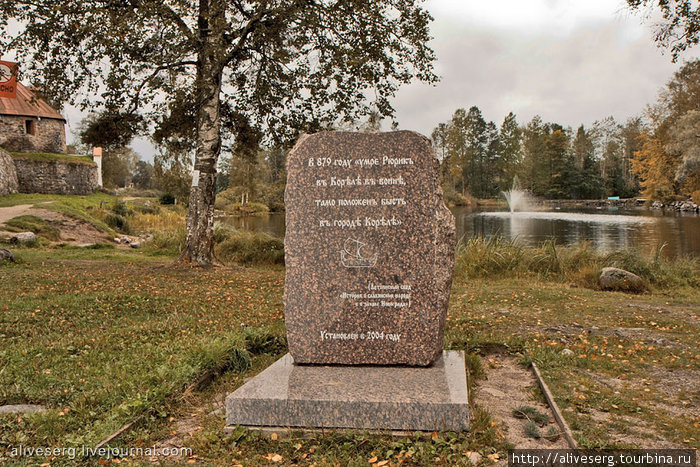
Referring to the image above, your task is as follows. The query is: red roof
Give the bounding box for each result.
[0,82,65,121]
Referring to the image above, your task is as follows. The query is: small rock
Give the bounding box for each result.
[130,241,142,249]
[569,283,578,288]
[120,236,131,244]
[0,404,47,414]
[466,451,482,465]
[561,349,574,356]
[113,237,121,244]
[11,232,36,243]
[0,248,14,262]
[599,267,646,293]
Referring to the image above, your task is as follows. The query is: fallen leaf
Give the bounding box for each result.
[263,453,283,463]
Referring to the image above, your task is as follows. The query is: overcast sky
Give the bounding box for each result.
[58,0,690,161]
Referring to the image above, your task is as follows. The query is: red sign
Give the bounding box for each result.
[0,60,18,99]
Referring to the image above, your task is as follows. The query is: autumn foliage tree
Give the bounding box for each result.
[0,0,437,266]
[631,132,680,200]
[631,59,700,200]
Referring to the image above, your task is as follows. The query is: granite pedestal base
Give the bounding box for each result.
[225,351,469,432]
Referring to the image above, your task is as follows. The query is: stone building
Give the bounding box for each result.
[0,82,66,154]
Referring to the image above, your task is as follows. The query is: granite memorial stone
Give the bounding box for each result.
[226,131,467,432]
[284,131,456,366]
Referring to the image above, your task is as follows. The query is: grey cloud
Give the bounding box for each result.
[394,16,681,133]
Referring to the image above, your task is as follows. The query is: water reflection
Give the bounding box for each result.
[218,207,700,258]
[465,208,699,258]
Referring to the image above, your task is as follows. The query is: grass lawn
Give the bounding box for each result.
[0,245,698,465]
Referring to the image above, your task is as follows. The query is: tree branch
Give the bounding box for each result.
[223,2,269,67]
[128,60,197,113]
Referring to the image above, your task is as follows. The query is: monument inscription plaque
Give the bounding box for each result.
[284,131,456,365]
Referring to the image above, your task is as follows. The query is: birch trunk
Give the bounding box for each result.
[178,0,224,266]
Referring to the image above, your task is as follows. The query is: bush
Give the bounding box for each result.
[442,186,473,207]
[105,213,131,234]
[159,193,176,205]
[184,334,252,374]
[243,327,287,355]
[256,182,286,212]
[692,190,700,205]
[215,186,247,208]
[130,208,183,233]
[216,230,284,265]
[111,200,131,217]
[213,222,234,243]
[148,225,187,255]
[455,236,524,279]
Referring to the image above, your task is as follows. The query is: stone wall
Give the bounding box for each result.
[0,148,18,196]
[0,116,66,154]
[12,155,98,195]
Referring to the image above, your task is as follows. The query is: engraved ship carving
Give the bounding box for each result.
[341,238,378,268]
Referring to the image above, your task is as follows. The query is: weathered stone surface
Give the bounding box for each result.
[225,351,469,431]
[284,131,456,366]
[599,267,646,293]
[0,248,14,262]
[0,148,18,196]
[0,116,66,154]
[13,156,98,195]
[12,231,36,243]
[0,404,47,414]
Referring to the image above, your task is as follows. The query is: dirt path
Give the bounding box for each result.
[0,204,114,245]
[0,204,35,224]
[474,355,570,465]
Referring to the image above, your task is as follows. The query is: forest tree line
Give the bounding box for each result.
[431,109,643,204]
[432,59,699,205]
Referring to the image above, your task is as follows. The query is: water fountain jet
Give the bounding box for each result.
[502,175,531,212]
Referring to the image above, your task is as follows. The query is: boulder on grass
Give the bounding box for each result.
[0,248,14,262]
[0,404,46,414]
[599,267,646,293]
[11,232,37,244]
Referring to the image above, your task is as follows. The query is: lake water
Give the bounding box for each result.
[220,206,700,258]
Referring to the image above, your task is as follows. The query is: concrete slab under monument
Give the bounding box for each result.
[225,351,469,432]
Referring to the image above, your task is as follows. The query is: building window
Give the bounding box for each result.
[25,119,36,135]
